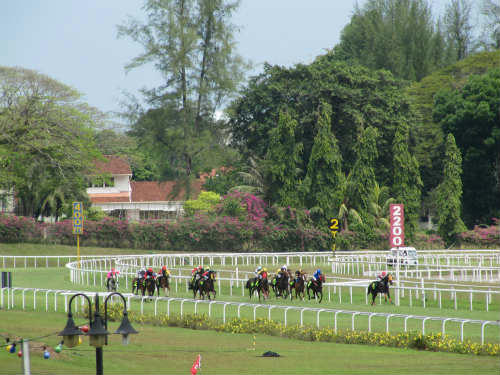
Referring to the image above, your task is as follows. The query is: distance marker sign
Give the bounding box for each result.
[329,218,339,251]
[72,202,83,235]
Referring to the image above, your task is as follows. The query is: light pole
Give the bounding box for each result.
[59,292,138,375]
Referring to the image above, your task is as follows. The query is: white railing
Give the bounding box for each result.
[2,249,499,270]
[63,260,499,312]
[1,287,498,344]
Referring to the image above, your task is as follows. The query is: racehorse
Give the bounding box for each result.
[289,273,306,300]
[106,276,118,292]
[367,273,393,305]
[197,271,217,300]
[143,276,156,299]
[306,274,325,303]
[271,272,290,299]
[131,277,144,295]
[246,276,269,301]
[156,273,170,297]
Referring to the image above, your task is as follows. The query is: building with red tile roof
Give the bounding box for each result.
[87,155,204,220]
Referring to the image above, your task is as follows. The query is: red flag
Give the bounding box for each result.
[191,354,201,375]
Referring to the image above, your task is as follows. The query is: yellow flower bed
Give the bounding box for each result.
[102,305,499,356]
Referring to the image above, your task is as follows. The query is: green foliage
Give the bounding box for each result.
[433,68,500,226]
[347,126,378,221]
[264,111,303,207]
[392,121,422,240]
[407,51,500,196]
[84,206,107,222]
[94,129,158,181]
[301,102,345,223]
[334,0,450,81]
[119,0,246,186]
[436,134,467,245]
[183,191,221,216]
[229,56,414,192]
[0,66,102,219]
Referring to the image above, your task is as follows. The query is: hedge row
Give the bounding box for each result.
[0,214,329,252]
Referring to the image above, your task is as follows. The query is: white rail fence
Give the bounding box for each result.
[2,249,499,270]
[63,261,499,312]
[1,287,498,344]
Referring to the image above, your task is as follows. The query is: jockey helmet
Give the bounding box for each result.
[263,267,267,272]
[256,266,262,272]
[148,267,153,272]
[316,269,321,274]
[381,271,386,276]
[162,265,167,271]
[111,268,115,272]
[281,265,287,271]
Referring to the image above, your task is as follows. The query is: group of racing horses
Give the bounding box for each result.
[107,267,394,305]
[246,270,327,302]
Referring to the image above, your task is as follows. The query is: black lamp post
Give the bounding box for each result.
[59,292,138,375]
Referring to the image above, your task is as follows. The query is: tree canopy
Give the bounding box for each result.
[0,66,102,219]
[433,68,500,226]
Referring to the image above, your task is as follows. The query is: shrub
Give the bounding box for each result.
[184,191,221,216]
[0,214,42,243]
[458,219,500,248]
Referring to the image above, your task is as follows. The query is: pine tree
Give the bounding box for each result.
[302,102,345,221]
[348,126,378,220]
[392,121,423,241]
[265,111,303,207]
[437,133,467,245]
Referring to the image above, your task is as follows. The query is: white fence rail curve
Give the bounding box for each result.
[1,287,498,344]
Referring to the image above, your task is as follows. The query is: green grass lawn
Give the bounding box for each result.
[0,310,498,375]
[3,267,499,344]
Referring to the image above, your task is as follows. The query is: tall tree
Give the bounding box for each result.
[301,102,345,221]
[436,134,466,245]
[392,121,423,240]
[118,0,246,187]
[334,0,448,80]
[433,68,500,226]
[347,126,378,219]
[229,56,415,190]
[479,0,500,49]
[265,111,303,207]
[0,66,101,218]
[444,0,474,61]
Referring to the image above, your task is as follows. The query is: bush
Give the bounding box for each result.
[0,214,43,243]
[458,218,500,248]
[184,191,221,216]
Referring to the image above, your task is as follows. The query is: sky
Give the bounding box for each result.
[0,0,450,124]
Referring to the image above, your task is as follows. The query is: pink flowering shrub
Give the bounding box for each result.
[459,219,500,247]
[0,214,42,243]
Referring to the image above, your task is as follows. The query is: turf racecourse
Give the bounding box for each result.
[0,310,499,375]
[1,243,499,374]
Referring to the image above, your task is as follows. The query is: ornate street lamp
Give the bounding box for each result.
[60,292,138,375]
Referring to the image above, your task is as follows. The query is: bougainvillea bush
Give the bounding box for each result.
[0,214,43,243]
[458,218,500,248]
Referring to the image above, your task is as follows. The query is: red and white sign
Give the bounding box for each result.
[390,204,405,247]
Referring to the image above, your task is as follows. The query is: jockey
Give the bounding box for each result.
[202,267,211,280]
[160,265,170,277]
[145,267,155,279]
[294,269,304,282]
[255,266,262,277]
[312,269,322,284]
[377,271,387,282]
[137,268,146,279]
[107,268,119,279]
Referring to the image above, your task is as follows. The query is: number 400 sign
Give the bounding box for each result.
[389,204,404,247]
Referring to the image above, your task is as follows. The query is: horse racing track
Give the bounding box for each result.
[1,249,499,374]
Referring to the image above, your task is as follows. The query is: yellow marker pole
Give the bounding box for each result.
[77,234,80,268]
